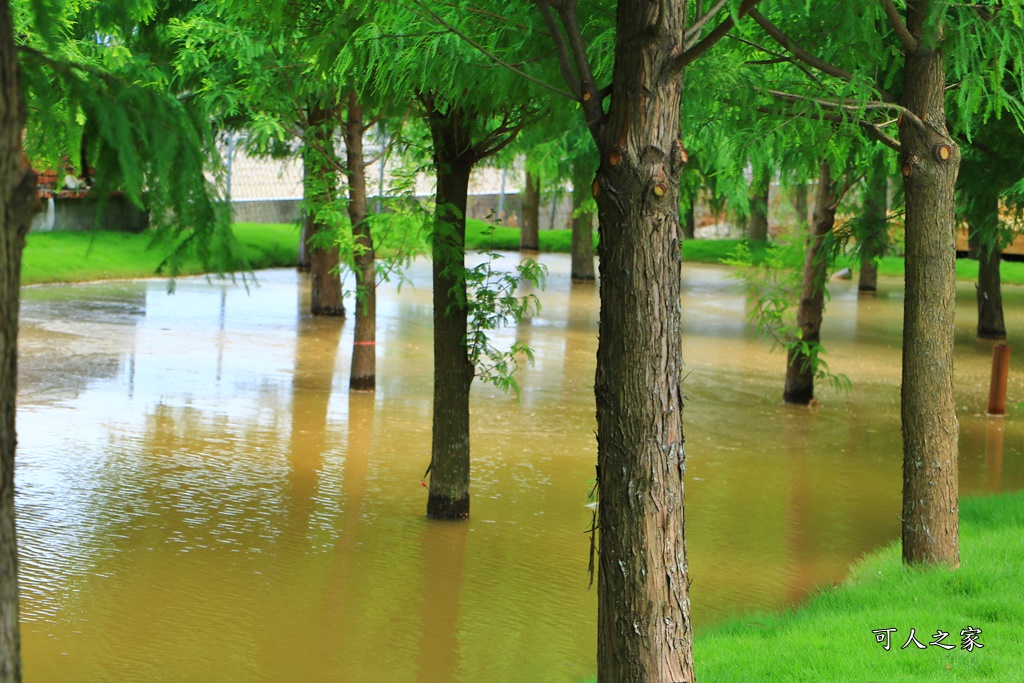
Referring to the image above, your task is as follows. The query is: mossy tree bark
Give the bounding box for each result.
[342,92,378,390]
[858,161,888,294]
[306,101,345,318]
[520,170,540,252]
[899,1,960,567]
[784,162,839,405]
[967,188,1005,340]
[1,3,39,677]
[748,175,770,242]
[569,158,595,282]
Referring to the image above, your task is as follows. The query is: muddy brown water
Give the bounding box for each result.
[14,254,1024,682]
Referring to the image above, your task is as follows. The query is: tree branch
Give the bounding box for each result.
[550,0,606,129]
[729,34,823,87]
[879,0,918,52]
[684,0,731,47]
[754,105,903,152]
[534,0,581,97]
[762,88,927,133]
[672,0,764,74]
[749,9,895,102]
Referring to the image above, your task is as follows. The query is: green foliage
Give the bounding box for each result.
[16,0,240,278]
[464,227,547,396]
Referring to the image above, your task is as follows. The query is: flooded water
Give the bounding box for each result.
[14,254,1024,682]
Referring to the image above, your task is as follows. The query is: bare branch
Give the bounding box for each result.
[755,104,903,152]
[879,0,919,52]
[550,0,606,130]
[762,88,927,132]
[685,0,731,47]
[749,9,895,102]
[534,0,581,97]
[408,0,576,100]
[729,34,823,87]
[672,0,764,74]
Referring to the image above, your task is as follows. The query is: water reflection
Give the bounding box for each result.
[13,257,1024,682]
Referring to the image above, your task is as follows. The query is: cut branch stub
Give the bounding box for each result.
[608,148,623,167]
[653,183,667,197]
[902,154,918,178]
[583,91,592,102]
[936,144,952,161]
[592,179,600,198]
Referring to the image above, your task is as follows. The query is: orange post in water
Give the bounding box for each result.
[988,343,1011,416]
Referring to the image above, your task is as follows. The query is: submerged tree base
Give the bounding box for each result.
[426,494,469,520]
[349,374,375,392]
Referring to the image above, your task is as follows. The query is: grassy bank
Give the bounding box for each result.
[22,222,299,285]
[22,220,1024,288]
[579,492,1023,682]
[693,491,1024,682]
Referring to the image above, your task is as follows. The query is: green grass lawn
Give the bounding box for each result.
[22,222,300,285]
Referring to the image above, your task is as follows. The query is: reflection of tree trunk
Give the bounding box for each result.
[288,312,343,532]
[570,159,596,282]
[748,175,770,243]
[426,104,475,520]
[1,6,38,675]
[784,162,839,405]
[342,92,378,389]
[520,171,540,252]
[969,189,1005,340]
[984,419,1004,493]
[899,6,960,567]
[781,413,816,605]
[307,101,345,318]
[859,161,887,294]
[415,522,468,683]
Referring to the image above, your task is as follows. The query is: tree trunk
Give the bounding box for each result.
[858,162,887,294]
[520,170,540,252]
[342,92,377,390]
[748,175,769,242]
[969,189,1005,340]
[784,162,839,405]
[898,2,960,567]
[591,1,692,678]
[306,102,345,318]
[682,185,697,240]
[426,104,475,520]
[297,158,312,272]
[1,3,38,677]
[570,158,595,282]
[791,181,808,230]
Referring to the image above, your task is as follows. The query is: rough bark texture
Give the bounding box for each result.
[570,158,596,282]
[426,104,475,520]
[342,93,377,390]
[306,102,345,318]
[899,2,960,567]
[520,171,540,252]
[784,162,839,405]
[858,163,887,294]
[592,0,693,678]
[1,4,37,677]
[748,175,769,242]
[969,190,1005,340]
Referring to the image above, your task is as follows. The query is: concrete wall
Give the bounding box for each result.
[31,195,150,233]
